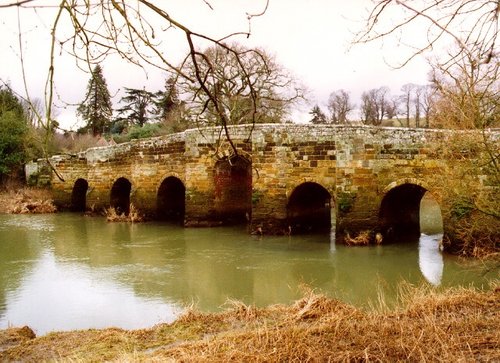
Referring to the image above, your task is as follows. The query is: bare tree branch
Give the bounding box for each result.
[355,0,500,67]
[3,0,272,158]
[0,0,36,8]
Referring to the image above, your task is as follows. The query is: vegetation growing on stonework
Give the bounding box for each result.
[424,52,499,257]
[251,189,263,206]
[337,192,356,214]
[430,131,499,257]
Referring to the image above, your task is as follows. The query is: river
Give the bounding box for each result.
[0,213,494,335]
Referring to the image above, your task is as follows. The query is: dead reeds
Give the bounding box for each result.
[105,204,144,223]
[344,230,374,246]
[0,282,497,362]
[0,187,56,214]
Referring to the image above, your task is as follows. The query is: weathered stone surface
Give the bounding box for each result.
[31,124,499,244]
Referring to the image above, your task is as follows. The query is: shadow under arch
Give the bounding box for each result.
[379,181,436,242]
[287,182,332,234]
[214,155,252,225]
[110,177,132,215]
[71,178,88,212]
[157,176,186,223]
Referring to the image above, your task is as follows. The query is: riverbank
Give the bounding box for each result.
[0,186,56,214]
[0,283,498,362]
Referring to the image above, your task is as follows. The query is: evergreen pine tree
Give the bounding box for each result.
[309,105,327,124]
[153,76,179,121]
[77,65,113,135]
[116,87,154,127]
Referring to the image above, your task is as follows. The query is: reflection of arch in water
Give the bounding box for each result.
[380,181,442,242]
[157,176,186,223]
[418,233,444,286]
[214,155,252,224]
[110,177,132,215]
[287,182,332,234]
[71,178,88,212]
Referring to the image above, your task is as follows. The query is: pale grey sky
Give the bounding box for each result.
[0,0,432,129]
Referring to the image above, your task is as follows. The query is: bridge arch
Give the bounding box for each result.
[379,181,442,242]
[71,178,88,212]
[287,182,333,233]
[214,155,252,224]
[382,178,434,195]
[110,177,132,215]
[157,176,185,223]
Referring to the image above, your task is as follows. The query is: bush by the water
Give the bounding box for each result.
[0,187,56,214]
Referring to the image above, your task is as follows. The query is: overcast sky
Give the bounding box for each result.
[0,0,432,129]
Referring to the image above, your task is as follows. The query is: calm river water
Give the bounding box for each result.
[0,213,495,335]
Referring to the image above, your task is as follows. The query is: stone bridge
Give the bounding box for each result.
[28,124,498,246]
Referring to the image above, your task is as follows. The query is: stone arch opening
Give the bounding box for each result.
[214,155,252,224]
[379,183,431,242]
[287,182,332,233]
[157,176,185,223]
[110,177,132,215]
[71,178,88,212]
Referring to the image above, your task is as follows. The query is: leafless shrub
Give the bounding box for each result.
[0,187,56,214]
[105,204,143,223]
[344,230,372,246]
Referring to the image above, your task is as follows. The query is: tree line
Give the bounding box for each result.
[309,82,471,128]
[76,44,304,139]
[76,65,182,137]
[79,53,496,135]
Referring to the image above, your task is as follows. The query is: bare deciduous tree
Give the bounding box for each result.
[327,89,353,124]
[421,85,437,128]
[429,51,499,130]
[176,43,304,135]
[4,0,271,159]
[413,85,424,128]
[400,83,416,127]
[361,87,391,126]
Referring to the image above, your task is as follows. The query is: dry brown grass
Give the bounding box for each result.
[105,204,144,223]
[0,187,56,214]
[0,282,498,362]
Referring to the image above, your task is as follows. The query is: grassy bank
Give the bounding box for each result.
[0,283,498,362]
[0,186,56,214]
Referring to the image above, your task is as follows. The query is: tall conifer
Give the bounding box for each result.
[116,88,154,127]
[77,65,113,135]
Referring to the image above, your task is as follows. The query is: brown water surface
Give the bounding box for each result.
[0,212,493,335]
